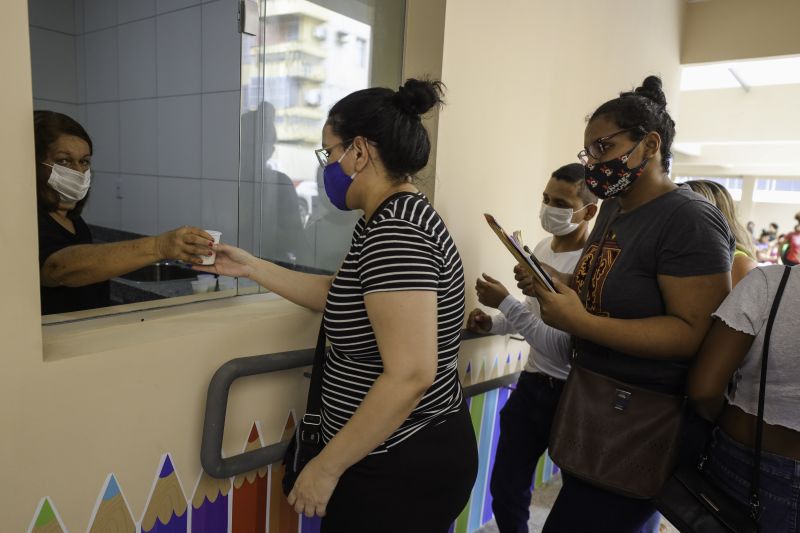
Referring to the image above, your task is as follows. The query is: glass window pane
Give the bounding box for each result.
[674,176,743,201]
[238,0,405,286]
[32,0,242,321]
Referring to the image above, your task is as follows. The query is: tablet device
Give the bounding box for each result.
[484,213,556,292]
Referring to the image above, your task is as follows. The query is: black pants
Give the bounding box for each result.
[542,472,657,533]
[321,401,478,533]
[489,371,564,533]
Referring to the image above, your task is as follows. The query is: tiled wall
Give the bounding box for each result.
[29,0,241,242]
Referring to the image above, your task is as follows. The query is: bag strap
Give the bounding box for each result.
[749,265,792,518]
[304,320,328,418]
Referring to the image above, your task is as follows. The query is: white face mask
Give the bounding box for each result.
[539,203,588,236]
[44,163,92,203]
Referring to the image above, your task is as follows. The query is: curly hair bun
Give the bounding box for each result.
[634,75,667,108]
[392,78,445,116]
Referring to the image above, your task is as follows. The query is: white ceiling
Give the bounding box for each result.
[673,56,800,178]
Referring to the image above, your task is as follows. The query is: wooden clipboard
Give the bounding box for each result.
[484,213,556,292]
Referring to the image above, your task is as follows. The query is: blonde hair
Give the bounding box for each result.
[685,180,756,259]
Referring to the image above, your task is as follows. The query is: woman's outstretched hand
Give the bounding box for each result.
[193,243,257,279]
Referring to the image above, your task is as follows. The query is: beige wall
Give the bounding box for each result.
[434,0,684,309]
[682,0,800,64]
[0,0,462,530]
[403,0,447,201]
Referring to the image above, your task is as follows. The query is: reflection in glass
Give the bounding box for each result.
[239,0,403,277]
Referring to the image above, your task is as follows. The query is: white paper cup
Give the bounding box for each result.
[190,280,206,294]
[201,230,222,265]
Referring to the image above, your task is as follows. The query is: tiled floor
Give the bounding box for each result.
[474,476,679,533]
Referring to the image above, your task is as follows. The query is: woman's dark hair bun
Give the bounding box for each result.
[392,78,445,116]
[633,75,667,108]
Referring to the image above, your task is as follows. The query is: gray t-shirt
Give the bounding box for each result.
[716,265,800,432]
[573,186,735,392]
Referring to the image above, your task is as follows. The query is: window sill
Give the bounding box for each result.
[42,292,318,363]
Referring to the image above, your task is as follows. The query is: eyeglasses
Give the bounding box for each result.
[577,127,645,165]
[314,139,353,168]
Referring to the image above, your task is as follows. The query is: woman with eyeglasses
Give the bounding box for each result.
[198,79,478,532]
[34,110,214,315]
[516,76,735,532]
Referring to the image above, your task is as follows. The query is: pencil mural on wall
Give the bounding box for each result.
[190,468,231,533]
[28,497,67,533]
[231,423,268,533]
[470,357,499,531]
[25,352,539,533]
[268,413,301,533]
[141,454,188,533]
[482,376,511,525]
[87,474,136,533]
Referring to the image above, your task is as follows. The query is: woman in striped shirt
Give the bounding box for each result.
[201,79,478,532]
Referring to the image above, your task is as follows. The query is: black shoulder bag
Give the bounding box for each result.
[282,321,327,496]
[654,265,793,532]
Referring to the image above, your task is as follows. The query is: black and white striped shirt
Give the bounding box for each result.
[322,192,465,453]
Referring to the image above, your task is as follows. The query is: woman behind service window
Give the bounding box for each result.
[198,79,478,532]
[516,76,735,532]
[34,110,214,315]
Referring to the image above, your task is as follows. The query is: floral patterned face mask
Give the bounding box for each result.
[584,140,650,199]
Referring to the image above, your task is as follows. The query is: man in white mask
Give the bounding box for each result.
[466,163,597,532]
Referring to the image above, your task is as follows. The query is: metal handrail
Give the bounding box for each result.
[200,331,518,479]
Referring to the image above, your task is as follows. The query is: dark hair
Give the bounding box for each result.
[590,75,675,173]
[551,162,597,204]
[33,110,93,217]
[327,78,445,182]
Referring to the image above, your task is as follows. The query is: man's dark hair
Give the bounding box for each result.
[551,162,597,204]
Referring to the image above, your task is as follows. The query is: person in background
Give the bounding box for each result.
[778,223,800,266]
[688,265,800,532]
[746,220,756,244]
[34,111,213,315]
[239,101,307,265]
[466,162,598,532]
[198,79,477,532]
[756,231,780,265]
[516,76,734,532]
[685,180,757,285]
[766,222,779,241]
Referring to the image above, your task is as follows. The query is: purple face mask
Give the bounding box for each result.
[584,140,650,199]
[322,145,358,211]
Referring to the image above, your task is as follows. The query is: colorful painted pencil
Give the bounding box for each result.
[469,361,499,531]
[28,497,67,533]
[189,467,231,533]
[141,454,188,533]
[301,514,322,533]
[88,474,136,533]
[456,361,487,533]
[482,383,512,525]
[232,422,269,533]
[267,413,300,533]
